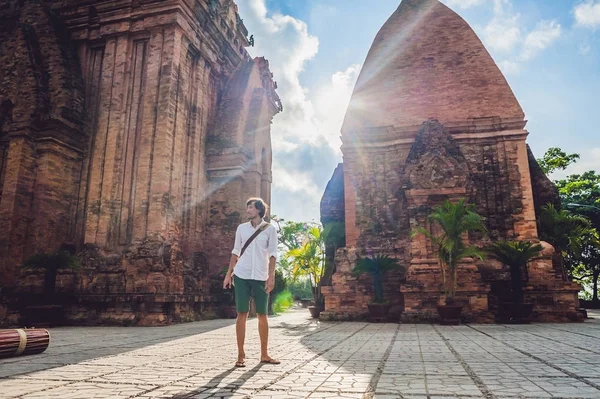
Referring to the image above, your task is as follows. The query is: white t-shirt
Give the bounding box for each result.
[231,220,278,281]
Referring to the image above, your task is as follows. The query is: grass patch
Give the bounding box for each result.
[273,289,294,314]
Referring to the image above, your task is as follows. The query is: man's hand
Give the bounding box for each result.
[223,273,232,289]
[265,276,275,293]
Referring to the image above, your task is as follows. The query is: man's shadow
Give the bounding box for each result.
[172,362,267,398]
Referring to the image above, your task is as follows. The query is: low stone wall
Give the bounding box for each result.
[0,292,222,327]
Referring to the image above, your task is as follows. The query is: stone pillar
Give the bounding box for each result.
[84,34,130,248]
[0,136,36,287]
[343,154,359,247]
[513,137,538,240]
[29,139,83,253]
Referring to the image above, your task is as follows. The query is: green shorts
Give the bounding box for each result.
[234,275,269,315]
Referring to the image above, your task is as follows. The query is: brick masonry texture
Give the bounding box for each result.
[320,0,580,323]
[0,0,280,325]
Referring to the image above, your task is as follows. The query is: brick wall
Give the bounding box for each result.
[322,120,580,322]
[0,0,280,324]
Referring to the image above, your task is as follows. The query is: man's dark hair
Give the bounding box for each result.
[247,197,268,218]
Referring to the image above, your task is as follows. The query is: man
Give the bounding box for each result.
[222,198,280,368]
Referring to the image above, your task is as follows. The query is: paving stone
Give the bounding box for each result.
[136,384,211,398]
[269,373,331,392]
[527,376,600,398]
[253,391,308,399]
[478,375,552,397]
[316,373,372,393]
[425,376,482,396]
[18,382,157,398]
[3,310,600,398]
[0,378,72,398]
[374,374,428,396]
[381,361,424,375]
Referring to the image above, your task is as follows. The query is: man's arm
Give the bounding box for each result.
[224,227,242,289]
[265,256,276,292]
[223,254,238,289]
[265,226,278,293]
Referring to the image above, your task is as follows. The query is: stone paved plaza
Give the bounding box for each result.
[3,309,600,398]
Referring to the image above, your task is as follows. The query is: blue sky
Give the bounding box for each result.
[236,0,600,222]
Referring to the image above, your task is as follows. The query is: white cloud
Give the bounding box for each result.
[470,1,562,74]
[521,20,562,61]
[239,0,319,147]
[482,1,521,52]
[313,65,361,153]
[236,0,360,222]
[574,0,600,28]
[498,60,520,75]
[443,0,486,9]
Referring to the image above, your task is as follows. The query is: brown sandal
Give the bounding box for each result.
[235,360,246,368]
[260,358,281,364]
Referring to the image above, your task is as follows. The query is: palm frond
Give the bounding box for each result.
[487,240,543,268]
[352,255,403,276]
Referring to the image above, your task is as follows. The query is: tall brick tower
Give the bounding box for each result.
[320,0,580,322]
[0,0,281,324]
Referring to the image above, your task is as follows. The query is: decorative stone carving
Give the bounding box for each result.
[321,0,580,323]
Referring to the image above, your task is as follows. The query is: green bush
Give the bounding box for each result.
[287,278,313,300]
[273,289,294,314]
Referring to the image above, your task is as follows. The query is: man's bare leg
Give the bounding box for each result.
[236,312,248,365]
[258,313,279,363]
[258,313,269,360]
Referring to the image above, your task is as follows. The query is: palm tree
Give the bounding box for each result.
[487,241,543,303]
[352,255,403,303]
[539,204,593,279]
[413,199,487,303]
[287,226,325,306]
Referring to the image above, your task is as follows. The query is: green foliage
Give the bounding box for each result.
[537,147,580,175]
[272,217,319,280]
[286,278,313,300]
[540,204,595,280]
[272,269,286,297]
[556,171,600,205]
[487,241,543,303]
[539,204,592,259]
[487,241,544,270]
[538,146,600,297]
[271,216,312,252]
[268,269,287,314]
[538,146,600,220]
[352,255,403,303]
[412,199,487,302]
[568,230,600,300]
[286,225,325,305]
[272,289,294,314]
[273,220,327,306]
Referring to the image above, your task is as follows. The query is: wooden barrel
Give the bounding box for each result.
[0,329,50,359]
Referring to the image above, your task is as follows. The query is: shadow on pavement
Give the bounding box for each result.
[0,318,237,378]
[172,363,268,398]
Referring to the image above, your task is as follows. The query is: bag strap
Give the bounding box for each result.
[239,223,270,258]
